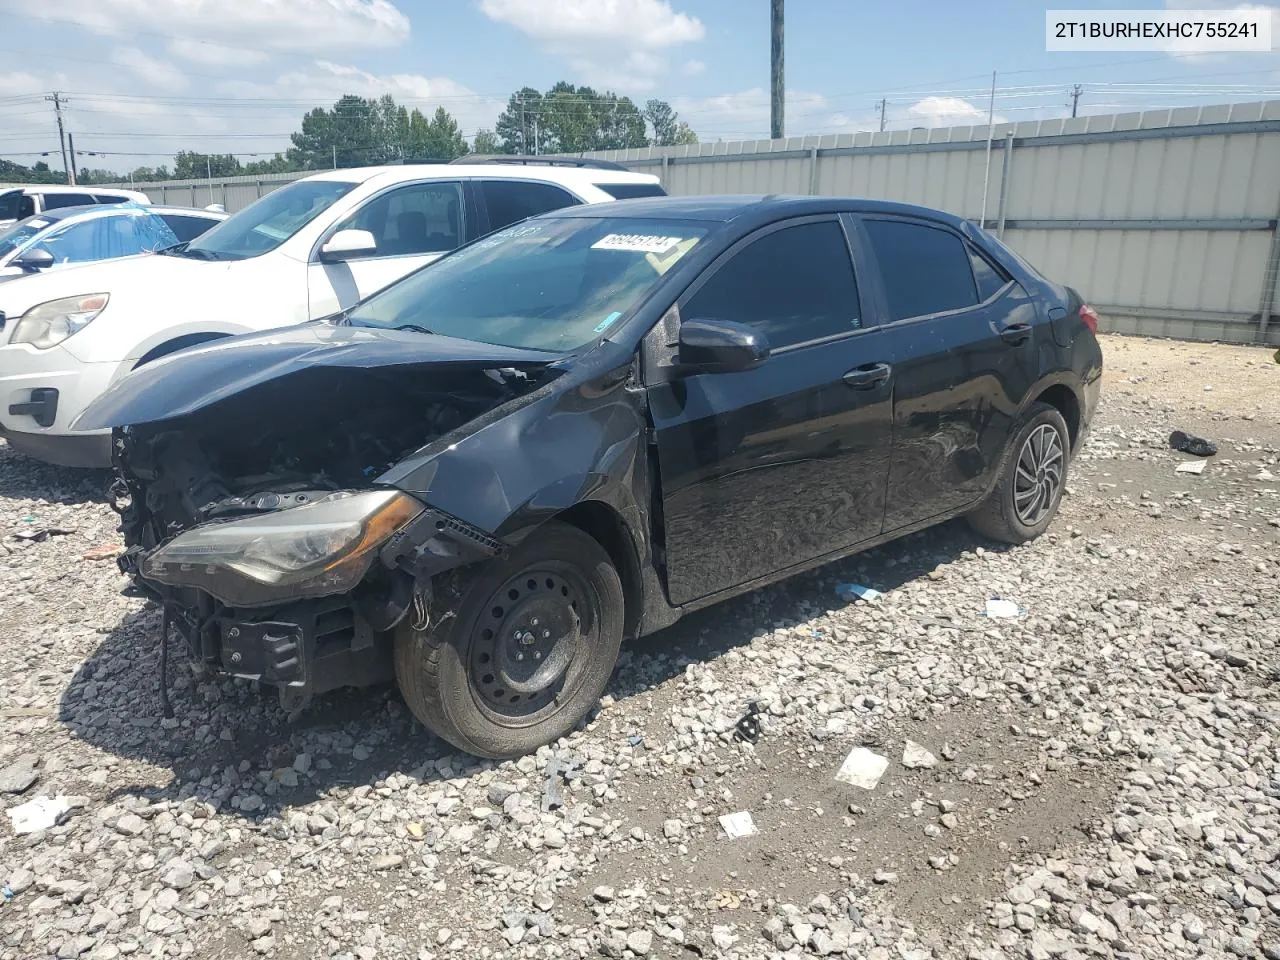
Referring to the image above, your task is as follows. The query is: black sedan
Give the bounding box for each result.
[77,195,1103,759]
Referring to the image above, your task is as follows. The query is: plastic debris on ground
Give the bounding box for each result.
[7,795,71,834]
[834,747,889,790]
[1175,460,1207,475]
[733,702,762,744]
[718,811,758,839]
[984,598,1022,618]
[901,740,938,770]
[11,527,75,543]
[1169,430,1217,457]
[836,582,883,603]
[626,735,644,748]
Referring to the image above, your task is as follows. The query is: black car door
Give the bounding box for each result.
[645,216,894,607]
[852,214,1039,530]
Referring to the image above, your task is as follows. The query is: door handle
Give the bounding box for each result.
[842,362,892,389]
[997,321,1033,345]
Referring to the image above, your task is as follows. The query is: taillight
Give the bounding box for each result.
[1079,303,1099,334]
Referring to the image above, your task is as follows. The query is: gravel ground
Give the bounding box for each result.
[1,332,1278,960]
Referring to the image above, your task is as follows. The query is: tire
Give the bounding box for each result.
[967,402,1070,544]
[394,521,624,759]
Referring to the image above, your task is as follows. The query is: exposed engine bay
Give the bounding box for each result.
[108,363,545,709]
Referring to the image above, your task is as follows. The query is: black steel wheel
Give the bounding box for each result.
[967,402,1070,544]
[395,521,624,759]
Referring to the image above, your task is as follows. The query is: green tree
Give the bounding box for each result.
[496,83,649,154]
[173,151,243,179]
[645,99,698,146]
[472,128,499,154]
[495,87,543,153]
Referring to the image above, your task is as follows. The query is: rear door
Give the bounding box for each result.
[853,214,1038,530]
[476,179,582,234]
[647,216,894,606]
[307,180,469,317]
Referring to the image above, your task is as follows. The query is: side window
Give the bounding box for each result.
[41,193,96,211]
[862,219,978,321]
[160,214,217,243]
[0,192,29,221]
[481,181,579,231]
[39,218,109,264]
[968,244,1009,301]
[684,220,861,348]
[337,181,465,256]
[92,194,130,205]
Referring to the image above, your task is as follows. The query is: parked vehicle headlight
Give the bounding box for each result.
[9,294,109,349]
[144,490,424,603]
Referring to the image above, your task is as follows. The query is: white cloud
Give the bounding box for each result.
[217,61,503,137]
[1,0,411,53]
[906,96,1006,128]
[166,39,269,68]
[111,47,188,91]
[0,70,46,97]
[479,0,703,90]
[479,0,703,47]
[673,88,839,139]
[681,59,706,76]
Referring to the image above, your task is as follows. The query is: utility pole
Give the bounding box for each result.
[45,91,72,184]
[978,71,997,229]
[519,97,527,153]
[207,156,214,204]
[1069,84,1083,118]
[770,0,784,139]
[877,99,887,133]
[332,144,337,169]
[67,133,79,186]
[532,115,540,156]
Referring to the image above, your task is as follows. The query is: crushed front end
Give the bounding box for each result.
[100,353,545,712]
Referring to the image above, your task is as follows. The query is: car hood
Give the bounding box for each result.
[73,322,562,430]
[0,251,225,310]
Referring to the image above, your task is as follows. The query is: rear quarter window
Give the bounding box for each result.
[593,182,667,200]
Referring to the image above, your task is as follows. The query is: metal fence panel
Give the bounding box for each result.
[103,100,1280,344]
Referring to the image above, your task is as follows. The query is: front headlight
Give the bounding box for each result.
[144,490,424,605]
[9,294,109,349]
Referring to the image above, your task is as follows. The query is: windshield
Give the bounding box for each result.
[184,179,356,260]
[343,217,709,351]
[0,216,53,259]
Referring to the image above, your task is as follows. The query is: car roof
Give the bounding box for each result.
[299,163,660,188]
[11,204,225,224]
[0,184,145,197]
[543,194,974,228]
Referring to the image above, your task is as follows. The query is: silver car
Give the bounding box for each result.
[0,204,227,281]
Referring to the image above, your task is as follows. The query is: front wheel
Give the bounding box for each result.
[394,521,624,759]
[967,402,1070,544]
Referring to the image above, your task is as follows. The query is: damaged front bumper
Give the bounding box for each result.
[118,498,503,702]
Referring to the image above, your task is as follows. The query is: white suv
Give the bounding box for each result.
[0,185,151,227]
[0,159,663,466]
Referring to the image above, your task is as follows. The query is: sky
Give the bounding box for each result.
[1,0,1279,173]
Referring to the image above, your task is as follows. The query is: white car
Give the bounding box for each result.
[0,204,225,281]
[0,158,664,467]
[0,185,151,228]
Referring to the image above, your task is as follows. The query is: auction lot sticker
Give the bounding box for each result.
[592,234,684,254]
[1046,9,1272,52]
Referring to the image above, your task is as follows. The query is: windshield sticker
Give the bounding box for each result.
[593,311,623,334]
[592,233,684,254]
[475,223,543,251]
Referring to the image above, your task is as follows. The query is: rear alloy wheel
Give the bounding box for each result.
[967,402,1070,544]
[395,521,624,759]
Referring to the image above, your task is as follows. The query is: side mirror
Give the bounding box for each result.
[13,247,55,272]
[676,318,770,374]
[319,228,377,262]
